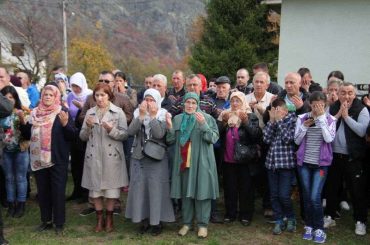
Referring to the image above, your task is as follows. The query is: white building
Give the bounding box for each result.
[265,0,370,86]
[0,24,46,84]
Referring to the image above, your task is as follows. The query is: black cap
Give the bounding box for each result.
[215,76,230,85]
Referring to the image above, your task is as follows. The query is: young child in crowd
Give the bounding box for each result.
[263,98,297,235]
[295,91,336,243]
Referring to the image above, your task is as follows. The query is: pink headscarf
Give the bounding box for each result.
[218,91,252,128]
[30,85,62,171]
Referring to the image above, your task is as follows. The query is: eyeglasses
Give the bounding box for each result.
[99,79,112,84]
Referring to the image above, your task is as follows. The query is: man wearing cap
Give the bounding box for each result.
[212,76,231,113]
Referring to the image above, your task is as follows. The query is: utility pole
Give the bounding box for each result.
[62,0,68,72]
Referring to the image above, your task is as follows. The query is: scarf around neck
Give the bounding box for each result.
[180,92,200,146]
[30,85,62,171]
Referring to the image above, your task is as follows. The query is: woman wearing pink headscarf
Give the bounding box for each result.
[27,85,77,234]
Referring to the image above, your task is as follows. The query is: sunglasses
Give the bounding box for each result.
[99,79,112,84]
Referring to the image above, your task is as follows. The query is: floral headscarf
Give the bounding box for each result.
[30,85,62,171]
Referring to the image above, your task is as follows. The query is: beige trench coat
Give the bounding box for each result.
[80,103,129,191]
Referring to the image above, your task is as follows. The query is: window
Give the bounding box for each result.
[11,43,25,57]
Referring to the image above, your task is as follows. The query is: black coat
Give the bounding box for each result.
[217,113,262,163]
[22,107,77,165]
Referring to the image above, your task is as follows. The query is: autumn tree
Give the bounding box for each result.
[189,0,278,84]
[68,37,114,88]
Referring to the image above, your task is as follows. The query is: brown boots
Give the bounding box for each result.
[94,210,114,233]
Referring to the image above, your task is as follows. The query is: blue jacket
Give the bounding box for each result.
[27,84,40,109]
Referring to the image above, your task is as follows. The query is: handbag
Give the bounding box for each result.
[141,126,167,161]
[232,128,257,163]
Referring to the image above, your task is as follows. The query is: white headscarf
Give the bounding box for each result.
[133,88,167,135]
[54,73,70,89]
[69,72,92,100]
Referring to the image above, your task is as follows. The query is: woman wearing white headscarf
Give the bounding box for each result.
[66,72,92,202]
[125,88,175,236]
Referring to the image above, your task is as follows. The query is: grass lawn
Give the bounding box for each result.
[2,174,369,245]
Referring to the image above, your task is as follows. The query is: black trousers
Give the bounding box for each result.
[34,163,68,226]
[223,162,254,220]
[70,140,87,198]
[324,153,368,222]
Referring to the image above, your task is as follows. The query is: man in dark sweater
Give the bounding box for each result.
[324,82,370,236]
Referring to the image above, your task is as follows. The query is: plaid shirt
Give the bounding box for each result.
[169,92,220,119]
[263,113,297,170]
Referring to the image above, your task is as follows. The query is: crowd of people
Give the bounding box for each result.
[0,63,369,244]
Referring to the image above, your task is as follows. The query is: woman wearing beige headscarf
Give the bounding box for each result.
[217,91,261,226]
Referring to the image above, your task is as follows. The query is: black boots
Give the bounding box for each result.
[5,203,15,218]
[6,202,25,218]
[14,202,25,218]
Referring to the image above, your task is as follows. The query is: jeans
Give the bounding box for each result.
[267,169,295,222]
[2,151,29,202]
[298,163,328,229]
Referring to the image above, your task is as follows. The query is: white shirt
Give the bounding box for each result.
[245,91,274,128]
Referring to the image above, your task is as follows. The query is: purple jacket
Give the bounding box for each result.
[296,113,336,167]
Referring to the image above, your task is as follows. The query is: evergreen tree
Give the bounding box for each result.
[189,0,278,84]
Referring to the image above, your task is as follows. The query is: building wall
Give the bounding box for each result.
[278,0,370,86]
[0,25,46,82]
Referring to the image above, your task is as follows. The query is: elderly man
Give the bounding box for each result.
[324,82,369,236]
[245,71,275,220]
[169,74,218,119]
[235,68,253,95]
[213,76,231,112]
[151,74,173,111]
[246,72,274,128]
[168,70,186,103]
[16,70,40,109]
[137,76,153,104]
[0,67,31,108]
[252,63,282,95]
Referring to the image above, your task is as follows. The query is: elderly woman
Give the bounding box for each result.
[29,85,76,234]
[217,91,261,226]
[125,88,174,236]
[80,83,129,233]
[66,72,92,202]
[167,92,219,238]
